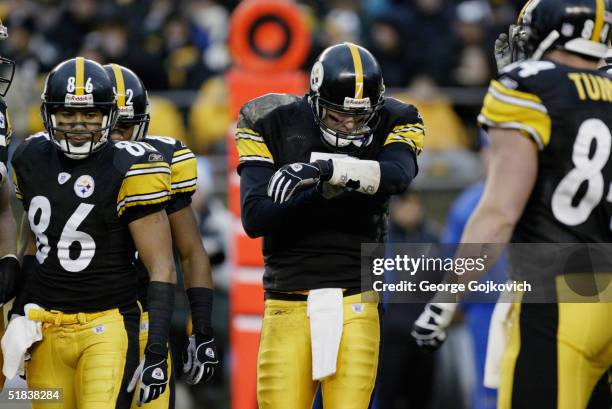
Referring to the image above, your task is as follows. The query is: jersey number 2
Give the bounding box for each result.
[29,196,96,272]
[551,119,611,226]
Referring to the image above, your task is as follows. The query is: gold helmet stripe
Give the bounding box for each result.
[111,64,126,107]
[75,56,85,95]
[346,42,364,99]
[592,0,605,41]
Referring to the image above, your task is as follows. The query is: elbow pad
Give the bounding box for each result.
[327,158,381,195]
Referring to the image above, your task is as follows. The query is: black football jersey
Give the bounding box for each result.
[135,135,198,308]
[12,134,172,312]
[236,95,424,291]
[479,60,612,243]
[0,96,12,181]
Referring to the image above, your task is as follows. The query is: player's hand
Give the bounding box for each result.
[267,160,332,203]
[411,303,456,351]
[182,333,219,385]
[127,344,168,406]
[494,31,512,72]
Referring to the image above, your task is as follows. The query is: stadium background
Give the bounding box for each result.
[0,0,527,408]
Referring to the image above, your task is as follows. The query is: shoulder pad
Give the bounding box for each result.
[498,60,557,91]
[240,93,301,125]
[383,97,423,123]
[26,131,50,141]
[111,140,167,174]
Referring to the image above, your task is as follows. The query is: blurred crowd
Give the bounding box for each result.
[1,0,528,154]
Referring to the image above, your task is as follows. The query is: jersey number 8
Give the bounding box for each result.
[552,119,612,227]
[29,196,96,272]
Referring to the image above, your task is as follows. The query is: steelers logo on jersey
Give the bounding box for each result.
[74,175,95,198]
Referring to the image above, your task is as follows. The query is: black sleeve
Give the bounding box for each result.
[165,194,192,215]
[239,165,326,238]
[377,142,418,196]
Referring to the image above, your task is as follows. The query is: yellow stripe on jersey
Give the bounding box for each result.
[75,57,85,96]
[593,0,605,41]
[346,42,364,99]
[12,168,22,201]
[235,128,274,164]
[128,162,168,171]
[490,80,543,104]
[171,147,197,195]
[111,64,126,107]
[117,163,171,216]
[478,81,551,149]
[383,123,425,155]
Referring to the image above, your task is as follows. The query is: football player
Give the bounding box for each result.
[104,64,219,409]
[412,1,612,408]
[0,18,18,390]
[235,42,423,409]
[8,57,176,409]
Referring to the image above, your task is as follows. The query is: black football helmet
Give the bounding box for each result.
[104,64,150,141]
[510,0,612,62]
[0,19,15,97]
[308,42,385,152]
[41,57,117,159]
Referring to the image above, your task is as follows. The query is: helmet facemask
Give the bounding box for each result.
[0,21,15,96]
[115,106,150,141]
[310,93,382,152]
[43,104,117,159]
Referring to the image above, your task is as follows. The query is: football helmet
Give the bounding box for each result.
[510,0,612,62]
[104,64,150,141]
[0,19,15,97]
[308,42,385,152]
[41,57,117,159]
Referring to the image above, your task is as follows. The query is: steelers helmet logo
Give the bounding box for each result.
[74,175,95,198]
[310,61,324,92]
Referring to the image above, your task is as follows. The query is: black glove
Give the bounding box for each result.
[0,254,19,305]
[182,332,219,384]
[267,160,332,204]
[127,343,169,406]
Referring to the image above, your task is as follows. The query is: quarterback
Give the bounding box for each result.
[412,1,612,408]
[236,42,423,409]
[7,57,176,409]
[105,63,219,409]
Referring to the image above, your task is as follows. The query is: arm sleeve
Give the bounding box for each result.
[377,142,418,196]
[240,165,325,238]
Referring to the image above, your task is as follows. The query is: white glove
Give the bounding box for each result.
[411,303,456,351]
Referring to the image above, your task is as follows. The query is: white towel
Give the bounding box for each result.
[1,304,43,379]
[307,288,343,381]
[483,290,514,389]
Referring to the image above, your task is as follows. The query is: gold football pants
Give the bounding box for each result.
[257,292,380,409]
[26,306,140,409]
[498,302,612,409]
[130,311,174,409]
